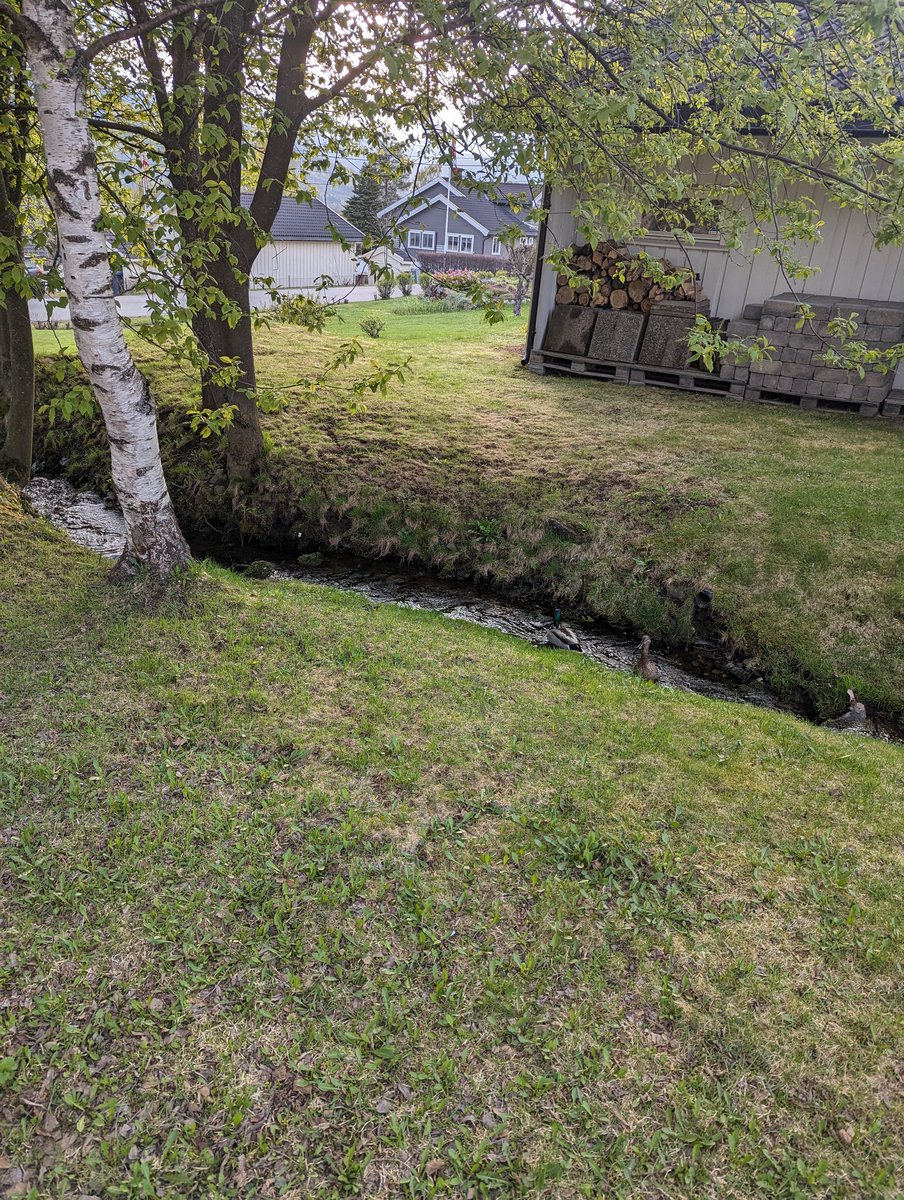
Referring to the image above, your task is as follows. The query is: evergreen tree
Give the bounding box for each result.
[343,172,385,239]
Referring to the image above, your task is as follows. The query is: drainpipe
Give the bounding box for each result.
[522,182,551,366]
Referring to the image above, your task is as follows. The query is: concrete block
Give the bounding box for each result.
[543,306,598,357]
[777,375,793,390]
[743,303,763,321]
[882,389,904,416]
[758,315,775,331]
[758,358,782,376]
[786,362,813,379]
[881,326,903,342]
[588,309,647,363]
[794,348,813,365]
[795,334,822,351]
[805,379,822,396]
[763,296,799,317]
[865,306,904,326]
[835,383,853,400]
[851,384,870,402]
[727,319,759,337]
[636,314,696,369]
[814,367,844,382]
[862,370,890,388]
[867,385,889,405]
[800,395,819,409]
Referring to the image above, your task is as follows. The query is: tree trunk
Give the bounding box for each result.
[190,263,262,482]
[22,0,190,576]
[0,139,34,486]
[0,284,34,484]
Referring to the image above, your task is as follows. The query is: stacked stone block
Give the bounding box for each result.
[720,293,904,416]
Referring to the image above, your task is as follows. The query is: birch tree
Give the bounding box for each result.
[9,0,190,575]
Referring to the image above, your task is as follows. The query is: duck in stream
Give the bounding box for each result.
[633,635,661,682]
[547,609,583,652]
[823,689,870,733]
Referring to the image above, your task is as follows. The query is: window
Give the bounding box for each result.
[491,237,502,255]
[407,229,435,250]
[446,234,474,253]
[640,207,724,247]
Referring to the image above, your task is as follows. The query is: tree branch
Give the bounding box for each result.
[88,116,172,148]
[78,0,219,65]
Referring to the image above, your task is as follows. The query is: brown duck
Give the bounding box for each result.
[633,635,661,682]
[823,689,870,733]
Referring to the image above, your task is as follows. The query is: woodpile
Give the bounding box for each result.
[554,241,707,314]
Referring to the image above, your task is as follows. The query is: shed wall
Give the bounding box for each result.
[538,186,904,388]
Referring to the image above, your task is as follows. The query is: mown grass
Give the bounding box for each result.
[31,329,76,356]
[2,483,904,1198]
[32,301,904,722]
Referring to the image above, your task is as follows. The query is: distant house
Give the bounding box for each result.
[379,173,538,264]
[243,193,365,290]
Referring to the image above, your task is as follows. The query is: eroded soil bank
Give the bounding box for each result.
[23,476,900,740]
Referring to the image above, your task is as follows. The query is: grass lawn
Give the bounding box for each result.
[1,482,903,1198]
[33,301,904,723]
[31,329,76,356]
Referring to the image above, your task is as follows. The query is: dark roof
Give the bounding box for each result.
[241,192,364,241]
[383,176,538,235]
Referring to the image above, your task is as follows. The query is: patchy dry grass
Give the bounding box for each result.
[33,303,904,722]
[1,483,903,1198]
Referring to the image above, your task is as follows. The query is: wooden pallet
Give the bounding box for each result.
[529,350,731,394]
[747,388,881,417]
[529,350,631,382]
[627,365,733,395]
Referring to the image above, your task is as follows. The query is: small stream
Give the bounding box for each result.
[21,477,896,737]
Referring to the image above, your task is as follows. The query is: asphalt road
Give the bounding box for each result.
[29,284,385,324]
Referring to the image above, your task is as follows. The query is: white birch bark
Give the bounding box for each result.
[21,0,190,575]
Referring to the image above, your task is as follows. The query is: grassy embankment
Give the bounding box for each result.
[2,482,904,1197]
[32,302,904,720]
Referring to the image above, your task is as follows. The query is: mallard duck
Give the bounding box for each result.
[823,689,869,733]
[547,608,582,652]
[633,635,661,682]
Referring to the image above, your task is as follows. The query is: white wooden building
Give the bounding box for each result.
[244,193,365,291]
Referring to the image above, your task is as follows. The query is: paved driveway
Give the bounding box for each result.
[29,284,386,325]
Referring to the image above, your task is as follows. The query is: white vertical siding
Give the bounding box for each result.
[252,240,359,290]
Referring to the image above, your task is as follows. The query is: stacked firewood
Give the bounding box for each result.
[554,241,706,313]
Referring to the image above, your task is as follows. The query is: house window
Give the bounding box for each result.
[492,237,502,255]
[407,229,435,250]
[446,234,474,253]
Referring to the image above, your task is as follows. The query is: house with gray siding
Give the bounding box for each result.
[380,173,538,263]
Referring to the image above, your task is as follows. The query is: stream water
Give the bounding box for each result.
[21,476,895,737]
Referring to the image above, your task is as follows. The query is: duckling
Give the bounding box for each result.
[633,635,661,682]
[547,608,582,652]
[823,689,870,733]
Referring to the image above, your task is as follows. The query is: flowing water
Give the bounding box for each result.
[22,476,896,738]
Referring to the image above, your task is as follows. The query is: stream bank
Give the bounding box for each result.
[22,476,899,740]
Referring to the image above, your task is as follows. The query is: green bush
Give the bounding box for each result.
[397,272,414,297]
[270,294,337,332]
[391,292,473,316]
[375,275,395,300]
[360,317,385,338]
